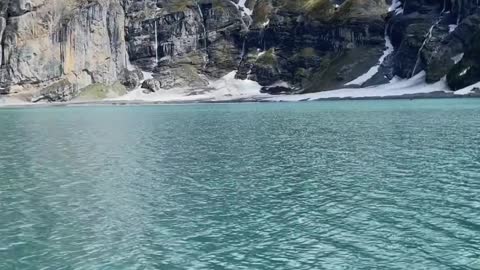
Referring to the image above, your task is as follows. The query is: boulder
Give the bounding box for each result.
[447,31,480,90]
[120,69,144,90]
[141,79,162,93]
[32,79,77,102]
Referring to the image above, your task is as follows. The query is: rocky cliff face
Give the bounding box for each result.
[387,0,480,88]
[238,0,390,93]
[0,0,128,101]
[123,0,246,89]
[0,0,479,102]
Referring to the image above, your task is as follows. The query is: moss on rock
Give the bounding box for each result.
[73,82,127,101]
[256,49,278,66]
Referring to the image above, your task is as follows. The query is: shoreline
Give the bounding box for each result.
[1,91,480,109]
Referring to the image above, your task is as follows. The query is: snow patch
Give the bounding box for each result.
[257,50,266,57]
[449,24,458,33]
[142,71,153,80]
[388,0,403,13]
[232,0,252,16]
[112,70,455,103]
[345,36,394,86]
[262,20,270,28]
[459,67,470,76]
[111,71,265,102]
[268,72,450,102]
[451,53,464,64]
[208,71,263,100]
[454,81,480,95]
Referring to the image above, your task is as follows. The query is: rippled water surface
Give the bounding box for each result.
[1,100,480,269]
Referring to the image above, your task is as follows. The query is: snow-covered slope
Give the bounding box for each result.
[110,71,454,103]
[267,72,450,101]
[110,71,265,102]
[454,82,480,95]
[345,36,394,86]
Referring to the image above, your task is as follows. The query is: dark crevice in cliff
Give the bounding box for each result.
[0,1,9,69]
[197,1,212,68]
[0,1,14,88]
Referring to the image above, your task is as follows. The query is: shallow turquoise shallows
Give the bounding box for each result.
[1,99,480,270]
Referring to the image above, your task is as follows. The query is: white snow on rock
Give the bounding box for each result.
[454,81,480,95]
[262,20,270,28]
[141,71,154,80]
[267,72,450,102]
[112,70,471,103]
[389,0,404,14]
[345,36,394,86]
[5,72,480,106]
[111,71,265,102]
[449,24,458,33]
[459,67,470,76]
[208,71,264,100]
[232,0,252,16]
[451,53,464,64]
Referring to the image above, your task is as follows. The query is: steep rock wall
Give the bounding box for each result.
[387,0,480,83]
[124,0,246,89]
[0,0,127,101]
[0,0,479,101]
[237,0,390,93]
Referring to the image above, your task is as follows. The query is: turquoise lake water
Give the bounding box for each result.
[0,99,479,269]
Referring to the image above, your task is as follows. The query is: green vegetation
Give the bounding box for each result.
[270,0,334,18]
[332,0,387,19]
[165,0,194,13]
[256,49,278,66]
[253,0,384,23]
[75,82,127,101]
[302,0,334,15]
[290,47,319,71]
[294,67,309,79]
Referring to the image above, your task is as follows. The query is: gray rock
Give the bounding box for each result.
[125,0,245,87]
[120,69,144,90]
[156,70,175,89]
[142,79,162,93]
[0,0,128,100]
[240,0,388,91]
[388,0,480,82]
[33,79,77,103]
[447,31,480,90]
